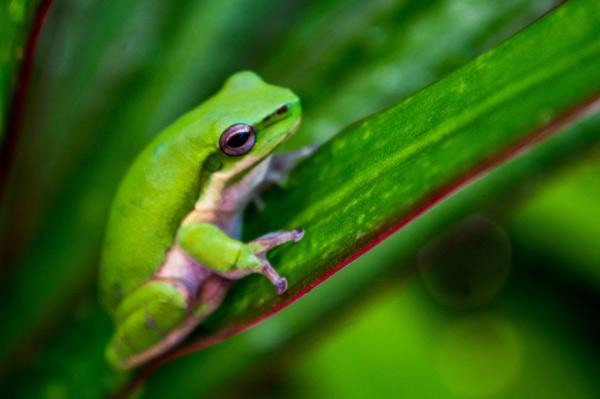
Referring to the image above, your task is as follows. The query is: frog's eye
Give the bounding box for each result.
[219,123,256,156]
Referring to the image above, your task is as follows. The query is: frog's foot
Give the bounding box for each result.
[256,255,288,294]
[269,145,318,182]
[250,229,304,294]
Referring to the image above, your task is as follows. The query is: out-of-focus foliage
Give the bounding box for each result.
[1,0,599,398]
[0,0,44,144]
[507,152,600,284]
[281,260,600,399]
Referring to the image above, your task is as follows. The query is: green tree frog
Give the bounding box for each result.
[99,71,303,370]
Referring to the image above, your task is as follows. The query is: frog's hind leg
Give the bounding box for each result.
[106,279,189,370]
[106,276,228,370]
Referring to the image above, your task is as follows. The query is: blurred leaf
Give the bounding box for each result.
[282,266,600,399]
[507,150,600,284]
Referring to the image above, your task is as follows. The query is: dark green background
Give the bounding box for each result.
[1,0,599,398]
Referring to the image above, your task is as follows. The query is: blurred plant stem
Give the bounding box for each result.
[0,0,46,146]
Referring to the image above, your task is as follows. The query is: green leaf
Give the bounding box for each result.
[170,0,600,361]
[138,111,600,399]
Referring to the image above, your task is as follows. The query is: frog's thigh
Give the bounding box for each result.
[107,281,188,368]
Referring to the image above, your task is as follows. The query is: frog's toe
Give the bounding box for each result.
[292,228,304,242]
[274,276,288,294]
[253,228,304,252]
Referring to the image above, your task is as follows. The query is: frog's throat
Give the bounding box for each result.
[194,154,271,216]
[193,111,300,215]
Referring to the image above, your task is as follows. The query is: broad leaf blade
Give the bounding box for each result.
[170,0,600,360]
[139,111,600,398]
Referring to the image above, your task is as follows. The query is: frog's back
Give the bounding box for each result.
[99,113,212,312]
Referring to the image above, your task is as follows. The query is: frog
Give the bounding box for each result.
[99,71,304,370]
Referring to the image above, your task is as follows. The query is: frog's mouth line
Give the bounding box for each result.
[255,103,293,130]
[284,115,301,139]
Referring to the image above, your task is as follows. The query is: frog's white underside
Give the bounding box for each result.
[117,156,270,369]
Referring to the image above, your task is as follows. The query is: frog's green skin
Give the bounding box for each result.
[99,71,302,370]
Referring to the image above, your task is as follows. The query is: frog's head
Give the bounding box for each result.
[207,71,301,177]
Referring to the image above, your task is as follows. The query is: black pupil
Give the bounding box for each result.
[227,131,250,148]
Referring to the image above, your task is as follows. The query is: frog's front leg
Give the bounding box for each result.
[253,146,318,210]
[178,221,303,293]
[263,145,318,187]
